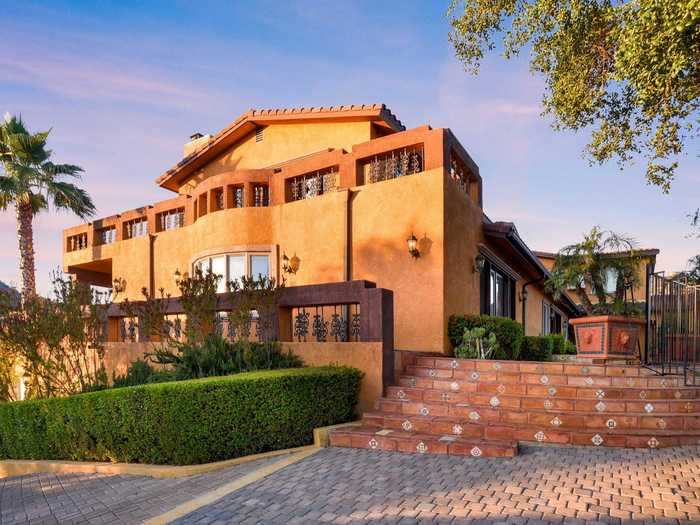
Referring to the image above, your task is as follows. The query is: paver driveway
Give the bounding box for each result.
[0,455,286,525]
[175,446,700,524]
[3,446,700,524]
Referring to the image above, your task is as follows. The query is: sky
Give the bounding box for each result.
[1,0,699,295]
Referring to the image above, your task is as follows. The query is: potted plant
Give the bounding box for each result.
[547,227,645,361]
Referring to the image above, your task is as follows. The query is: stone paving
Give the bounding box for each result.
[175,446,700,525]
[0,455,287,525]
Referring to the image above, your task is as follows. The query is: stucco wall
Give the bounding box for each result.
[282,341,384,414]
[350,169,446,352]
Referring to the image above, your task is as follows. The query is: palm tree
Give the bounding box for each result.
[0,114,96,302]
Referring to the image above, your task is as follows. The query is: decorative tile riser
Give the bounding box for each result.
[391,382,699,400]
[402,368,687,388]
[406,357,658,376]
[367,410,700,434]
[385,389,700,412]
[329,428,517,457]
[360,415,700,449]
[378,397,700,416]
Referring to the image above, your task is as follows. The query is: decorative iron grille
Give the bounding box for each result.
[289,167,338,201]
[449,151,470,195]
[363,145,423,184]
[253,185,269,207]
[97,226,116,245]
[231,186,244,208]
[214,189,225,210]
[292,304,360,342]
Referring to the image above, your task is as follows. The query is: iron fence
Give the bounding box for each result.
[645,267,700,384]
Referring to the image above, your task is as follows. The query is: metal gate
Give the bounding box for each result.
[645,266,700,384]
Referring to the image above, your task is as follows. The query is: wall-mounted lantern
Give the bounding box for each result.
[519,287,529,302]
[282,253,301,275]
[112,277,126,294]
[173,269,182,284]
[474,253,486,273]
[407,233,420,258]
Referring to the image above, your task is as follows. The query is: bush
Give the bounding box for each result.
[547,335,566,355]
[448,315,523,360]
[112,360,177,388]
[454,327,499,359]
[0,367,362,465]
[564,339,578,355]
[149,335,303,381]
[519,336,554,362]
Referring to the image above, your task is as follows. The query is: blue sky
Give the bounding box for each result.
[2,0,699,294]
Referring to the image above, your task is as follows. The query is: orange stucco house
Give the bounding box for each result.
[63,104,577,356]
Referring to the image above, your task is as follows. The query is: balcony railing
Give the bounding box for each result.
[97,227,116,245]
[363,145,424,184]
[67,232,88,252]
[157,208,185,232]
[288,167,338,202]
[449,151,470,195]
[291,304,360,342]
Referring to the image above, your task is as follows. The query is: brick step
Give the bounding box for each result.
[401,368,687,388]
[360,414,700,449]
[328,425,517,457]
[365,408,700,434]
[407,357,654,376]
[385,386,700,409]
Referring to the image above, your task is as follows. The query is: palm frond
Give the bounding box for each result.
[46,181,96,219]
[27,192,48,214]
[41,162,84,179]
[0,176,20,209]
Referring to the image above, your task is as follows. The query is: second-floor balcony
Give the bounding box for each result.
[64,126,482,256]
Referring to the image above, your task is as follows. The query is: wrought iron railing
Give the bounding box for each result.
[289,167,338,201]
[292,304,361,342]
[449,151,470,195]
[363,145,424,184]
[646,268,700,384]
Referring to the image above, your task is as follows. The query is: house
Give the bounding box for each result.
[63,104,578,355]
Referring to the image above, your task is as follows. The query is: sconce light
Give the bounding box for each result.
[407,233,420,258]
[474,253,486,273]
[519,288,529,302]
[282,253,300,275]
[173,269,181,283]
[112,277,126,294]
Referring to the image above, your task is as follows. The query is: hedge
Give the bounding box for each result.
[0,367,362,465]
[448,315,524,360]
[519,336,554,362]
[547,334,566,355]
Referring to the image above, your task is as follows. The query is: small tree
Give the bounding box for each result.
[547,227,642,316]
[0,273,108,399]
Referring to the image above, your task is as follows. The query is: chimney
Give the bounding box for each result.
[184,132,212,157]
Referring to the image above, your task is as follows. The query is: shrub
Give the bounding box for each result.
[112,360,177,388]
[519,336,554,362]
[0,367,362,465]
[148,335,303,381]
[448,315,523,360]
[547,334,566,355]
[564,339,578,355]
[455,327,499,359]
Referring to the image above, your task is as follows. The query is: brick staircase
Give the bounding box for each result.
[329,354,700,458]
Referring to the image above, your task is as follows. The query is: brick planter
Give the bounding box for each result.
[570,315,644,361]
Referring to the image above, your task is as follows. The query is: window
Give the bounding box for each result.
[542,301,565,336]
[193,252,271,291]
[604,267,618,294]
[213,188,224,211]
[480,258,516,319]
[124,217,148,239]
[250,255,270,279]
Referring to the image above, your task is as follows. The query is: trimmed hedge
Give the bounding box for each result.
[0,367,362,465]
[547,334,566,355]
[448,315,524,360]
[519,336,554,362]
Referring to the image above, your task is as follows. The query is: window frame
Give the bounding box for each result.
[192,251,272,292]
[480,257,516,320]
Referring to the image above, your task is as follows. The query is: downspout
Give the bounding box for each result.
[521,277,544,336]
